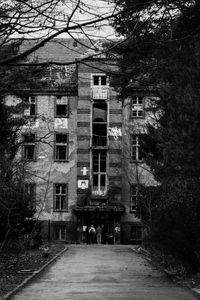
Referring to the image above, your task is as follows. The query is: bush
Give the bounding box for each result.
[139,178,200,270]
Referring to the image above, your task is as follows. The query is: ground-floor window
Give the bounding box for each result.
[130,225,142,241]
[54,224,66,241]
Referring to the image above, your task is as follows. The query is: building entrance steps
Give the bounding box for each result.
[10,245,199,300]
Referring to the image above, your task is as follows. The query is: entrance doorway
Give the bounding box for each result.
[76,211,121,244]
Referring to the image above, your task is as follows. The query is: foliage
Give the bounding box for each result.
[139,178,200,269]
[113,0,200,269]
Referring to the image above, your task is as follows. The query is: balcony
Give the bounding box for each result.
[91,87,109,100]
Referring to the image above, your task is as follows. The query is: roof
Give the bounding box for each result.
[19,38,102,63]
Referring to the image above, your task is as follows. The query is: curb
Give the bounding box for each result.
[4,246,68,300]
[192,288,200,299]
[130,247,200,299]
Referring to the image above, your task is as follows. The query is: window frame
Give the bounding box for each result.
[54,224,67,240]
[130,185,139,212]
[55,95,69,118]
[131,134,143,162]
[54,133,69,162]
[53,183,68,212]
[24,182,36,210]
[131,96,145,119]
[23,133,36,161]
[23,95,37,116]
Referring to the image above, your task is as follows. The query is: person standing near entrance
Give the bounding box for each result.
[96,226,102,244]
[89,225,96,244]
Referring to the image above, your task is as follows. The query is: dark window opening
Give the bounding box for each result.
[93,101,107,122]
[54,184,67,211]
[130,225,142,240]
[55,96,68,117]
[55,134,68,161]
[23,134,35,160]
[93,75,107,86]
[24,96,36,116]
[24,183,36,209]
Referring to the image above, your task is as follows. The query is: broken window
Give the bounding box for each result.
[55,133,68,161]
[131,135,142,161]
[55,96,69,117]
[54,184,68,211]
[23,134,36,160]
[23,96,36,116]
[131,96,144,118]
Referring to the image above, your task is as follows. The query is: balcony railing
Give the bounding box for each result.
[91,87,109,100]
[92,135,107,146]
[92,186,107,197]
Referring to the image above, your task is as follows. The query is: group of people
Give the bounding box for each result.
[86,225,106,244]
[77,224,120,244]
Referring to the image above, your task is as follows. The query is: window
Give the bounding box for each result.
[55,133,68,161]
[55,96,69,117]
[93,75,107,86]
[23,134,36,160]
[131,96,144,118]
[54,224,66,240]
[23,96,36,116]
[24,183,36,209]
[130,186,138,211]
[54,184,68,211]
[92,150,107,195]
[131,135,142,161]
[130,225,142,240]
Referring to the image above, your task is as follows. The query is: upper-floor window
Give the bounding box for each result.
[24,183,36,210]
[131,96,144,118]
[55,133,68,161]
[130,186,138,211]
[93,75,107,86]
[54,184,68,211]
[131,135,142,161]
[23,96,36,116]
[55,96,69,117]
[23,134,36,160]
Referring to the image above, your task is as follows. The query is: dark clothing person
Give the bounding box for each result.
[89,225,96,244]
[96,226,102,244]
[101,225,107,244]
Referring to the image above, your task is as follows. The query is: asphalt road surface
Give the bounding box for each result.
[10,245,198,300]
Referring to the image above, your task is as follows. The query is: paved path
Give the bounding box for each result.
[11,245,198,300]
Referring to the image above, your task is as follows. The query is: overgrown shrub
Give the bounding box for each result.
[139,178,200,270]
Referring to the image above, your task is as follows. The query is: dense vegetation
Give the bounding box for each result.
[113,0,200,269]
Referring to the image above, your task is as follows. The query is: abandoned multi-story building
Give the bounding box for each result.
[6,39,155,244]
